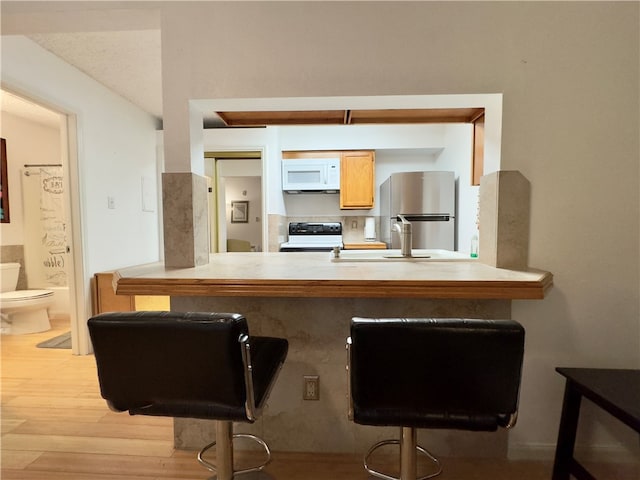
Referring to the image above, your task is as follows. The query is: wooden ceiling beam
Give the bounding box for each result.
[214,107,485,127]
[216,110,345,126]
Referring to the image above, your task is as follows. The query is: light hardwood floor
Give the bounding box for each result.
[2,317,637,479]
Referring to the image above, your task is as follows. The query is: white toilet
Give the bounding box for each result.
[0,263,53,334]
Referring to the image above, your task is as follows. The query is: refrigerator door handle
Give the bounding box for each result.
[395,214,451,222]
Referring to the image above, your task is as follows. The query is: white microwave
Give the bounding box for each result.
[282,158,341,193]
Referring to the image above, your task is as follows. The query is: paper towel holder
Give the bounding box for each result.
[364,217,376,241]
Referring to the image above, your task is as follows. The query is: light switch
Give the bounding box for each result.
[107,196,115,209]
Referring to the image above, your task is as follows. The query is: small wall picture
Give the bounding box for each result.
[231,200,249,223]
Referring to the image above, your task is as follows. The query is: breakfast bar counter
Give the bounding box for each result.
[111,250,552,455]
[114,251,553,300]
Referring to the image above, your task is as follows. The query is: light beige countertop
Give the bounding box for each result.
[114,251,553,300]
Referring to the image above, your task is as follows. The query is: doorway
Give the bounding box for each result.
[205,152,263,253]
[0,89,84,353]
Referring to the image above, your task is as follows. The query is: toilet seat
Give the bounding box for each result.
[1,290,54,302]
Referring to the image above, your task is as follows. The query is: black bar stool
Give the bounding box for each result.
[88,311,288,480]
[347,317,525,480]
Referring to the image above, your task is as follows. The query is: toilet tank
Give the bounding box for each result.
[0,263,20,292]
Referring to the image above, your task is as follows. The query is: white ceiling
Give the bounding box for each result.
[28,30,163,119]
[1,1,163,124]
[1,30,161,126]
[1,89,62,128]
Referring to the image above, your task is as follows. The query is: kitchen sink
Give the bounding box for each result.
[330,249,474,262]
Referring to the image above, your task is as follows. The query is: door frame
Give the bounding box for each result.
[204,150,265,253]
[61,113,90,355]
[1,87,88,354]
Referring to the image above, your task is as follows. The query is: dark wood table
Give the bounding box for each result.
[552,368,640,480]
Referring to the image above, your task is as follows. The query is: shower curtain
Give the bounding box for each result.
[22,166,68,287]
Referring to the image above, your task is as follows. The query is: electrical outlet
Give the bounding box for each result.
[303,375,319,400]
[351,220,358,229]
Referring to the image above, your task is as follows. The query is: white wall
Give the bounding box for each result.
[224,176,262,251]
[1,36,160,353]
[2,37,161,271]
[203,127,283,216]
[158,2,639,459]
[439,124,477,253]
[0,111,61,246]
[279,123,447,152]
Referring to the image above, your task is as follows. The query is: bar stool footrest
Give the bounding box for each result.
[364,439,443,480]
[197,433,272,477]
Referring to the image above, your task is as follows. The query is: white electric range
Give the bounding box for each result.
[279,222,343,252]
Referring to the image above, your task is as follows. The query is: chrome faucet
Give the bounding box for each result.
[393,214,413,257]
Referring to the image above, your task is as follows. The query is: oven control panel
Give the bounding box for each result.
[288,222,342,235]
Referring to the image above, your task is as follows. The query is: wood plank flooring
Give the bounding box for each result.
[2,317,637,479]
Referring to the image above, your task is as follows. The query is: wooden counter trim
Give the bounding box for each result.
[114,272,553,300]
[343,242,387,250]
[113,254,553,300]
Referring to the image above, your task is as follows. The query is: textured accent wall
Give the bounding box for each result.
[171,295,511,456]
[0,245,27,289]
[162,173,209,267]
[479,171,530,270]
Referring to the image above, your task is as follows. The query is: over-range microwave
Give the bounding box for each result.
[282,158,341,193]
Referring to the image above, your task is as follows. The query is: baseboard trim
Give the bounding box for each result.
[509,443,640,463]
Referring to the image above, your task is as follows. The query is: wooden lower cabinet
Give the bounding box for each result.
[92,272,135,315]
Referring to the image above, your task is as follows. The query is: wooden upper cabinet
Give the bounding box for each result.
[340,151,375,209]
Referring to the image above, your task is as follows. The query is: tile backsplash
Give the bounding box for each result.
[0,245,27,289]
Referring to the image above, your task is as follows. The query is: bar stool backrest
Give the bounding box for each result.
[88,311,252,421]
[348,317,525,431]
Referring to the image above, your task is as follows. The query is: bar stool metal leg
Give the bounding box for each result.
[197,421,234,480]
[198,420,273,479]
[217,421,234,480]
[400,427,417,480]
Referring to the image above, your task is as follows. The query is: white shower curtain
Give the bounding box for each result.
[22,166,68,287]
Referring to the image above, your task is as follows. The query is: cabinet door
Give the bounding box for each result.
[92,272,135,315]
[340,151,375,209]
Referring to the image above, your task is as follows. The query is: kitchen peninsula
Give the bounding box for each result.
[114,251,552,299]
[113,251,552,456]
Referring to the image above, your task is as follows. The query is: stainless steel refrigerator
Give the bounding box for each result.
[380,171,456,250]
